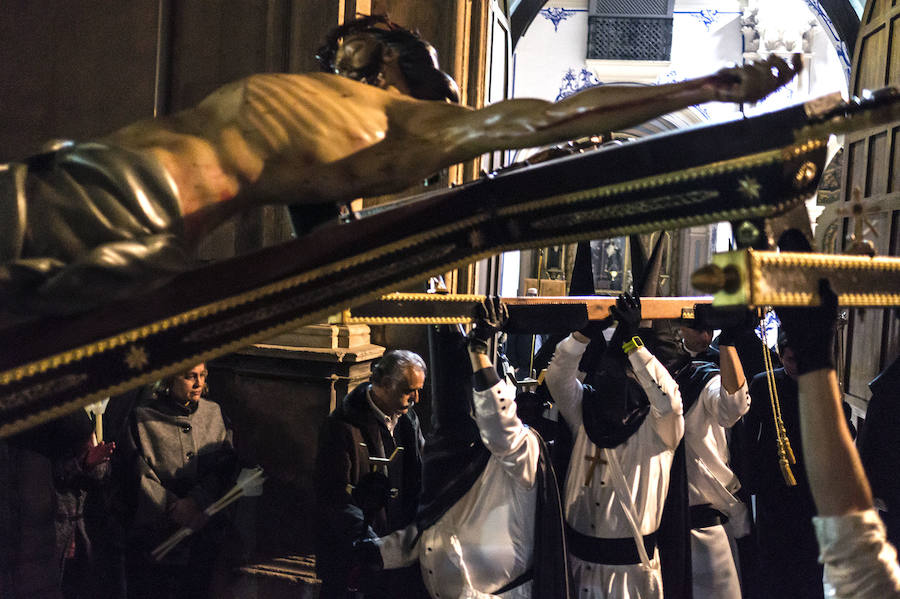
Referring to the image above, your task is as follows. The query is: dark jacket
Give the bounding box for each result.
[859,355,900,548]
[504,332,547,377]
[314,383,424,598]
[745,369,823,599]
[0,440,63,599]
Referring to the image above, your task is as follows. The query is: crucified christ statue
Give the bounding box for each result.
[0,15,800,312]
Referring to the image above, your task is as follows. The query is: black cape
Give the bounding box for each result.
[416,325,572,598]
[659,359,720,599]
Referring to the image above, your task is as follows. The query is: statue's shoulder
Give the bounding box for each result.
[242,71,377,96]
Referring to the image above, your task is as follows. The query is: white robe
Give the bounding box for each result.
[546,335,683,599]
[814,509,900,598]
[379,378,540,598]
[683,373,750,599]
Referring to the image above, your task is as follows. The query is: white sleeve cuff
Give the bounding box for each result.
[716,379,750,427]
[627,345,654,369]
[814,509,900,598]
[378,525,419,570]
[558,333,589,355]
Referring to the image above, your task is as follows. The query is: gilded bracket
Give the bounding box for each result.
[692,250,900,307]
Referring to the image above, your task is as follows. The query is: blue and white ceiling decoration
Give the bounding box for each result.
[541,7,579,31]
[805,1,853,81]
[556,67,603,101]
[511,0,861,62]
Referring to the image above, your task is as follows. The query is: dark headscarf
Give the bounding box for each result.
[580,326,677,449]
[581,365,651,449]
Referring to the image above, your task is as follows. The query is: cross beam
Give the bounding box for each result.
[340,293,713,333]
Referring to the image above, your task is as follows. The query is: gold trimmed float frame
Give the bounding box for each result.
[696,249,900,307]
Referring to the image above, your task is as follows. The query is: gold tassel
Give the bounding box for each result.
[776,438,798,486]
[778,453,798,487]
[777,418,796,464]
[760,310,797,487]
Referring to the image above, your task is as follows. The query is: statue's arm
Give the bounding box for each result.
[421,54,801,161]
[95,55,799,245]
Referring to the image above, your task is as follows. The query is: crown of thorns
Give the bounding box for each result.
[316,14,424,73]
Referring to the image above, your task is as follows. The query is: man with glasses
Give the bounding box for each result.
[314,349,428,598]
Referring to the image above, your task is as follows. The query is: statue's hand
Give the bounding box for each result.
[709,53,801,104]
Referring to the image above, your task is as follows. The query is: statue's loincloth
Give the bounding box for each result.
[0,142,191,314]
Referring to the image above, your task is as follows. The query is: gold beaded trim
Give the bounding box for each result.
[496,139,826,218]
[0,139,827,421]
[742,250,900,307]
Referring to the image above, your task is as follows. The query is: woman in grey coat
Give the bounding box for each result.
[122,364,237,599]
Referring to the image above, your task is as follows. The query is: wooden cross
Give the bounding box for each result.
[584,450,607,487]
[845,187,879,256]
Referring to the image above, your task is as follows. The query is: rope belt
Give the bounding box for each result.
[492,567,534,594]
[565,522,658,565]
[55,514,84,523]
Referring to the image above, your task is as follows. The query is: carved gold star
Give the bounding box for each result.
[737,177,762,200]
[124,345,149,370]
[468,228,484,249]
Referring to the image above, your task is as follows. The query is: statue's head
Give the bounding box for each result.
[317,14,460,103]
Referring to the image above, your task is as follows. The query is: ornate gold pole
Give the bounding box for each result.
[692,250,900,307]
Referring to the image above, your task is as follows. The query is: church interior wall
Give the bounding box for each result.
[1,1,896,597]
[503,0,852,302]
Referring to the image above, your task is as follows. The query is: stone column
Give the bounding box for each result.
[208,323,384,566]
